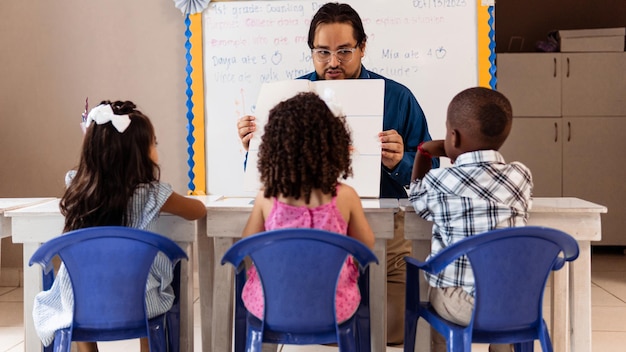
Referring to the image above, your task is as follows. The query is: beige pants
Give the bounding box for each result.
[386,211,411,345]
[429,287,513,352]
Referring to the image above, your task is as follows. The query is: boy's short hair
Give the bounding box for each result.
[448,87,513,149]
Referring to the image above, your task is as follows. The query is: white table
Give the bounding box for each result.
[0,198,55,281]
[6,199,201,352]
[401,197,607,352]
[194,196,398,352]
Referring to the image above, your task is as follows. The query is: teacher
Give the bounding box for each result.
[237,2,438,344]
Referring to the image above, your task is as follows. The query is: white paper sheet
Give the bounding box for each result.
[244,79,384,198]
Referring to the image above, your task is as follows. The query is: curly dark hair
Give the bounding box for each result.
[308,2,368,49]
[258,92,353,203]
[60,100,160,232]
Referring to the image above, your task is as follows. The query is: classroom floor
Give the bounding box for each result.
[1,247,625,352]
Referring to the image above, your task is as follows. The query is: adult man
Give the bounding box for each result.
[237,2,438,344]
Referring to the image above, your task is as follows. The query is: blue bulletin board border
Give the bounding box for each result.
[184,13,206,194]
[184,1,495,193]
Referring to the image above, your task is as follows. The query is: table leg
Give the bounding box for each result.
[23,243,43,352]
[571,241,592,352]
[371,238,387,352]
[176,241,194,352]
[196,231,214,352]
[551,263,570,352]
[213,237,236,351]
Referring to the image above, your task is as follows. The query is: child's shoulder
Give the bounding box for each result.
[253,190,274,209]
[134,181,172,195]
[508,160,533,177]
[336,182,360,200]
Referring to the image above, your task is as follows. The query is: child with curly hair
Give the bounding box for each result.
[241,91,375,323]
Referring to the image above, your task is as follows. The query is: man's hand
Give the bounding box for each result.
[379,129,404,170]
[237,115,256,151]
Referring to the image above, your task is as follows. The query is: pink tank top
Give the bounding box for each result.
[241,192,361,323]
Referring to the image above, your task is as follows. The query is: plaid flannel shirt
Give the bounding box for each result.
[408,150,533,295]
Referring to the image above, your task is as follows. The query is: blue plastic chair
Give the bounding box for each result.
[403,226,580,352]
[221,228,379,352]
[29,226,188,352]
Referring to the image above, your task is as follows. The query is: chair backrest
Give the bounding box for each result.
[425,226,579,333]
[221,228,378,333]
[29,226,188,331]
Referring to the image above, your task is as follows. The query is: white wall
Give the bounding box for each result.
[0,1,192,268]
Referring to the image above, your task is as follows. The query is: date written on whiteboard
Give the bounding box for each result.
[412,0,468,8]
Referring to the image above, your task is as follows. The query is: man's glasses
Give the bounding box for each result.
[311,47,358,63]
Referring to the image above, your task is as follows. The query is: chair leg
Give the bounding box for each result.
[166,309,181,352]
[247,326,264,352]
[446,331,466,352]
[539,325,553,352]
[338,328,358,352]
[513,341,534,352]
[404,262,422,352]
[148,316,168,352]
[356,314,371,352]
[53,329,72,352]
[233,314,246,352]
[403,314,418,352]
[234,274,247,352]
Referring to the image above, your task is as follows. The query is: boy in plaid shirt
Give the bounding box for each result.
[409,87,533,352]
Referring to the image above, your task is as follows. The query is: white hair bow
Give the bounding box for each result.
[84,104,131,133]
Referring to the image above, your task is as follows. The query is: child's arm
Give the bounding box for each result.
[161,192,207,220]
[338,185,375,249]
[242,191,267,237]
[411,140,446,181]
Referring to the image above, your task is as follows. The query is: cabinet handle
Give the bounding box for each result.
[554,122,558,142]
[567,121,571,142]
[553,57,557,77]
[566,57,570,78]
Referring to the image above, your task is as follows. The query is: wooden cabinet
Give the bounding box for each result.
[497,53,626,117]
[497,53,626,245]
[496,53,562,117]
[500,117,562,197]
[562,117,626,246]
[561,54,626,116]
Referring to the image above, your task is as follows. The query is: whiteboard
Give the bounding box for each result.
[202,0,479,196]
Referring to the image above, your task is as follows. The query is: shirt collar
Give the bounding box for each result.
[453,149,506,166]
[358,65,370,78]
[310,65,370,80]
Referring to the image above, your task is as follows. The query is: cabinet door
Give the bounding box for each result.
[562,53,626,116]
[496,53,562,117]
[499,117,563,197]
[563,117,626,245]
